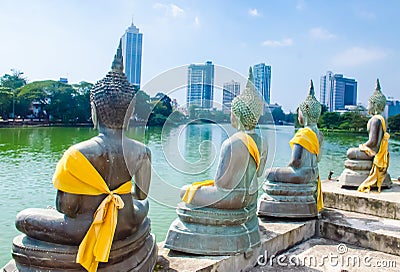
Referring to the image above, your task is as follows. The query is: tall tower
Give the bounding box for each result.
[187,61,214,109]
[253,63,271,105]
[222,80,240,112]
[121,22,143,89]
[320,71,357,112]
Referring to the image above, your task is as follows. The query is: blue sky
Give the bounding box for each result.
[0,0,399,111]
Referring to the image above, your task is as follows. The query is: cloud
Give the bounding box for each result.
[262,38,293,47]
[296,0,305,11]
[309,27,336,40]
[355,10,376,20]
[153,3,185,17]
[248,8,260,17]
[194,16,200,26]
[332,47,387,67]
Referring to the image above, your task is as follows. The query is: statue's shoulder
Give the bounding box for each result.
[123,137,151,157]
[69,138,103,156]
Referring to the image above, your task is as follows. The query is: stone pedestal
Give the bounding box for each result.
[339,159,392,189]
[258,180,318,218]
[11,218,157,272]
[164,203,260,255]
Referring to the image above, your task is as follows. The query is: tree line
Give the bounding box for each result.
[0,70,179,126]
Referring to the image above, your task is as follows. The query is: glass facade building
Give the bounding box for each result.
[253,63,271,105]
[187,61,214,109]
[121,23,143,89]
[222,80,240,112]
[320,71,357,112]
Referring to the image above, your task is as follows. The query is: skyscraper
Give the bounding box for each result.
[222,80,240,112]
[187,61,214,109]
[121,22,143,89]
[253,63,271,105]
[320,71,357,112]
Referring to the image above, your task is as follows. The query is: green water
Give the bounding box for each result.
[1,125,399,266]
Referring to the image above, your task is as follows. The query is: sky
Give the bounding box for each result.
[1,0,399,112]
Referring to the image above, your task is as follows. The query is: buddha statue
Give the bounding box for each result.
[258,80,324,218]
[11,42,157,272]
[164,67,267,255]
[339,79,391,191]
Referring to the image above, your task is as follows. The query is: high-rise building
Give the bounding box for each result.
[253,63,271,105]
[384,97,400,118]
[187,61,214,109]
[320,71,357,112]
[222,80,240,112]
[121,22,143,89]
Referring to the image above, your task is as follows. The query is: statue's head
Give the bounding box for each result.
[231,67,263,131]
[368,79,386,115]
[90,40,137,129]
[298,80,321,126]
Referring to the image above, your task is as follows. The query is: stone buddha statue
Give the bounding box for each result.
[258,80,324,218]
[11,42,157,271]
[339,79,391,191]
[164,67,267,255]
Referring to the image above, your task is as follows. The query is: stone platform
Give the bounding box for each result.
[157,219,316,272]
[157,180,400,271]
[322,179,400,219]
[250,238,400,272]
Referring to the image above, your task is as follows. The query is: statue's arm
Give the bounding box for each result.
[288,143,303,168]
[317,132,324,162]
[257,141,268,177]
[56,190,81,218]
[133,146,151,200]
[214,140,247,189]
[363,117,381,149]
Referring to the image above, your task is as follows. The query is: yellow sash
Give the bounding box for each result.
[358,115,390,192]
[182,132,260,204]
[53,148,132,272]
[289,127,324,212]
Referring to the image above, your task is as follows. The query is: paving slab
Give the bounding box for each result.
[250,238,400,272]
[322,179,400,219]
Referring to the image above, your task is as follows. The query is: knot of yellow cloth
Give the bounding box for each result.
[92,192,125,225]
[52,148,132,272]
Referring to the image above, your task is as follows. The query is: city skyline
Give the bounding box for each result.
[121,22,143,88]
[1,1,399,111]
[320,71,358,112]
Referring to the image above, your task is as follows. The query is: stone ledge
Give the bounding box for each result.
[322,180,400,219]
[155,218,316,272]
[320,208,400,256]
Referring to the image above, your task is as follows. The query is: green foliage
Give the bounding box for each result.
[388,114,400,132]
[271,107,286,124]
[0,70,27,118]
[318,110,368,131]
[319,112,341,129]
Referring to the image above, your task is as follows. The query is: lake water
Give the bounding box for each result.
[1,124,399,266]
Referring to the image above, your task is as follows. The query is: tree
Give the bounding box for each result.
[388,114,400,132]
[133,90,151,122]
[339,111,368,131]
[0,87,13,119]
[0,69,27,118]
[72,82,93,122]
[319,112,341,129]
[271,107,285,124]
